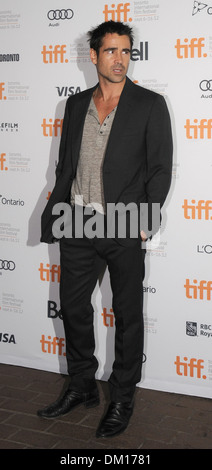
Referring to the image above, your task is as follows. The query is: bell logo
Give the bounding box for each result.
[41,45,68,63]
[39,263,61,282]
[48,300,62,319]
[175,356,206,379]
[175,37,207,58]
[131,42,148,61]
[182,199,212,220]
[103,3,132,22]
[0,153,8,171]
[184,278,212,300]
[184,119,212,139]
[0,82,7,100]
[41,118,63,137]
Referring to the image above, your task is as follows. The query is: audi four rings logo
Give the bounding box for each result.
[200,80,212,91]
[47,9,74,20]
[0,260,16,271]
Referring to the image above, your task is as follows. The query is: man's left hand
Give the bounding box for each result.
[140,230,147,241]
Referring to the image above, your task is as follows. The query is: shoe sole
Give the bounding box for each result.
[37,396,100,419]
[96,423,128,439]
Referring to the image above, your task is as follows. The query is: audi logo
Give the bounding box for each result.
[199,80,212,92]
[47,9,74,20]
[0,260,16,271]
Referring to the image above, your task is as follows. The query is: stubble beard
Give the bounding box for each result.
[97,64,128,84]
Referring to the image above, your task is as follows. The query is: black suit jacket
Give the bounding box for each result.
[41,77,173,244]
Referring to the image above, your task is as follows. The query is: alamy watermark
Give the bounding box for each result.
[51,196,161,247]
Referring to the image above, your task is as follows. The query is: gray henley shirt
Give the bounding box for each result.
[71,96,117,214]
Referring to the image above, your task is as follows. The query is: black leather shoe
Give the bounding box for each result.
[96,401,134,438]
[37,388,99,419]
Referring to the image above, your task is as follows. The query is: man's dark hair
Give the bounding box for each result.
[87,21,134,55]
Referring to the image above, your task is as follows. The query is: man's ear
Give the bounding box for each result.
[90,48,97,65]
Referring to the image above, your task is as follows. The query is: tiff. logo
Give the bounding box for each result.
[102,307,114,327]
[182,199,212,220]
[0,153,8,171]
[175,37,207,58]
[41,118,63,137]
[40,334,66,356]
[184,278,212,300]
[39,263,60,282]
[41,45,68,63]
[184,119,212,139]
[103,3,132,22]
[175,356,206,379]
[0,82,7,100]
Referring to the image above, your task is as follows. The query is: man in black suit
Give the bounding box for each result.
[38,21,173,438]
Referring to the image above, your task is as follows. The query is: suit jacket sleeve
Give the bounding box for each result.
[55,99,70,181]
[145,94,173,208]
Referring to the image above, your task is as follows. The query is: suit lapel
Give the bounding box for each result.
[103,77,134,166]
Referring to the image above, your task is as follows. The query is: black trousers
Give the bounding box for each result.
[59,214,145,403]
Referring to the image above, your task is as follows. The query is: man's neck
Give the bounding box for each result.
[94,76,126,102]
